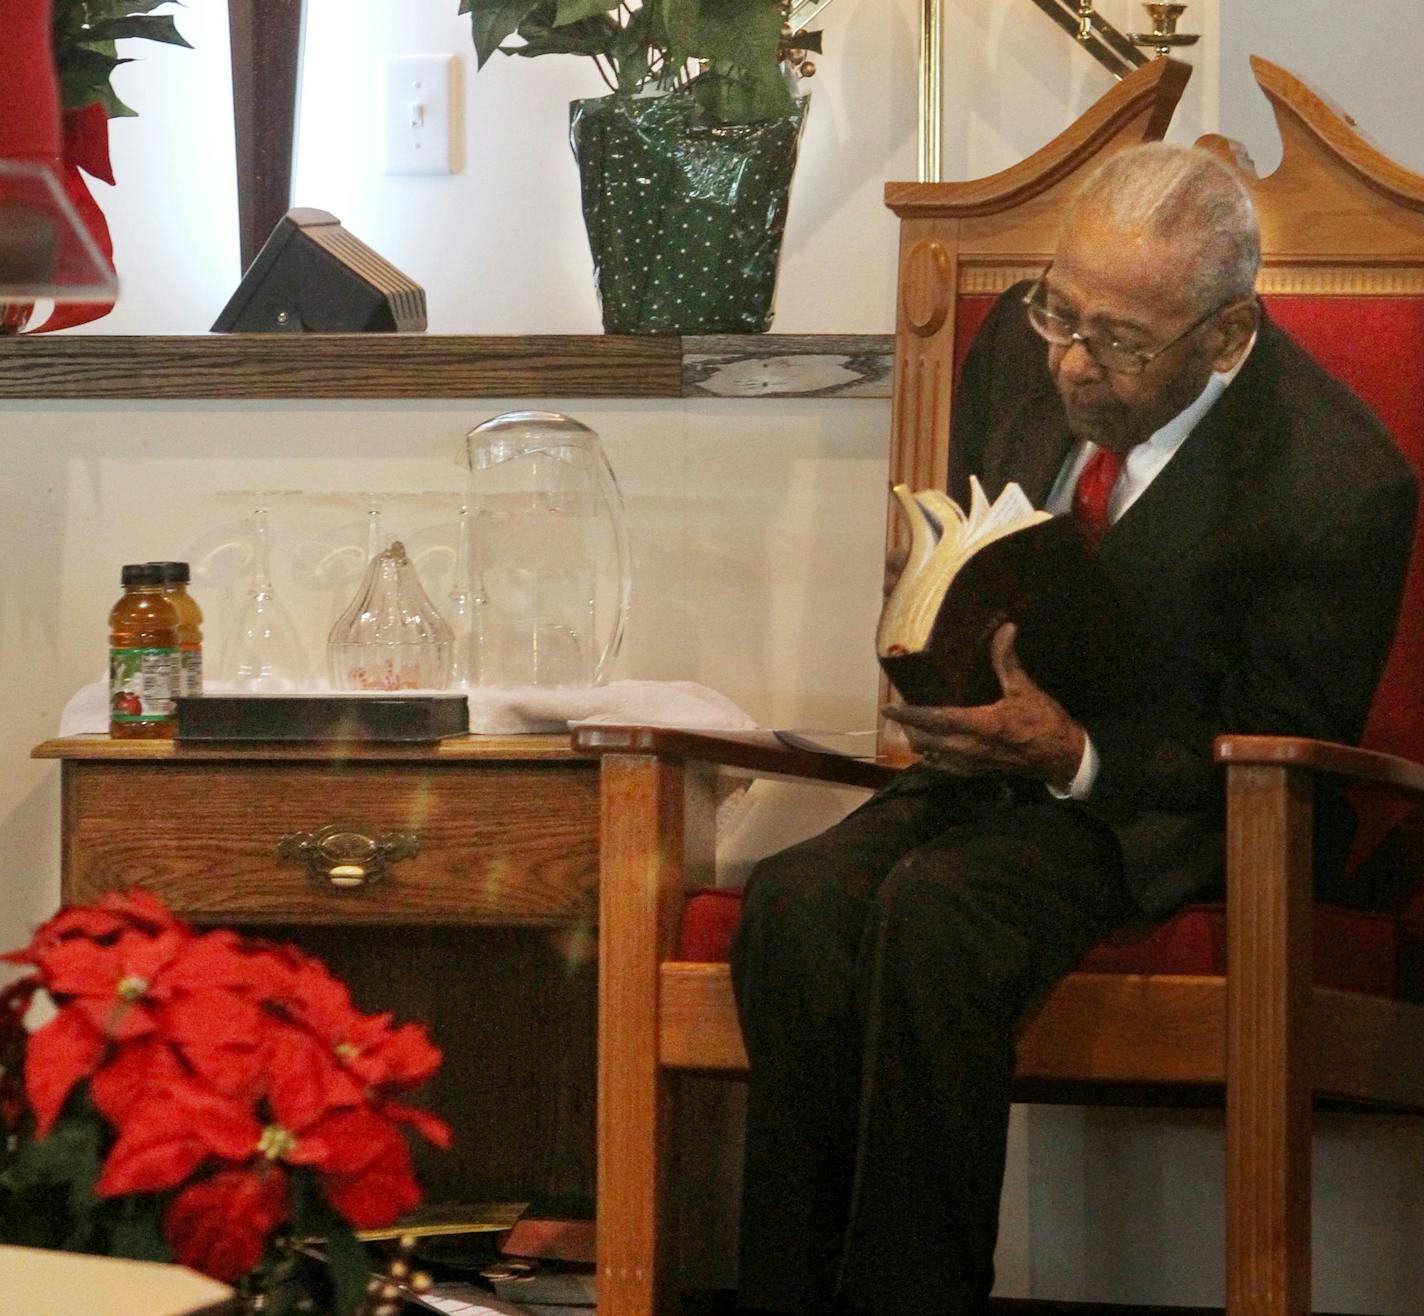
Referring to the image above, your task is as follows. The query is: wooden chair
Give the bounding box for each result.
[577,55,1424,1316]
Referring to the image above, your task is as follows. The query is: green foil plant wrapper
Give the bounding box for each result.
[571,91,808,334]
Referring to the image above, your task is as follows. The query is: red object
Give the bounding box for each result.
[4,889,450,1281]
[1,3,116,329]
[1,0,63,163]
[29,106,118,333]
[501,1215,598,1265]
[63,103,115,186]
[1263,295,1424,931]
[675,886,1423,1001]
[1070,444,1126,544]
[164,1166,292,1282]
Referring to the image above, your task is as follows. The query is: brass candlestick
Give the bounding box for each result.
[1077,0,1096,42]
[1131,3,1199,57]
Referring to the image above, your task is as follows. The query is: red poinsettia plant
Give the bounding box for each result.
[0,890,449,1314]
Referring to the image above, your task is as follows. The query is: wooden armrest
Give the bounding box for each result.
[1215,734,1424,798]
[569,724,897,790]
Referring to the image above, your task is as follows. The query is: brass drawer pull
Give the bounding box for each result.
[277,824,419,891]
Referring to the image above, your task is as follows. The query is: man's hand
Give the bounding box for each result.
[882,623,1087,792]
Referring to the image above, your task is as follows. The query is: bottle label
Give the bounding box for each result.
[110,646,179,723]
[181,645,203,698]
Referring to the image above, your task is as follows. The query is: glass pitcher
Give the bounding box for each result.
[464,411,631,688]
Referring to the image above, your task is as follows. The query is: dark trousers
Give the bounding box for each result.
[729,771,1135,1316]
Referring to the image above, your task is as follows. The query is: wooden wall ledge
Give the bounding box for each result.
[0,333,893,401]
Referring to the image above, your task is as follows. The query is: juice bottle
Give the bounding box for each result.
[152,561,204,697]
[109,563,180,739]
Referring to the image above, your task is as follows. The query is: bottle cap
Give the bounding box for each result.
[149,561,191,584]
[121,563,167,587]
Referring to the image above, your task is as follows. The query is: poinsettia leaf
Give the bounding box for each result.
[25,1006,105,1136]
[66,0,184,20]
[6,1091,108,1240]
[465,0,548,67]
[58,48,127,106]
[81,15,193,48]
[107,1192,172,1262]
[293,1182,371,1316]
[0,1180,75,1250]
[162,1166,288,1282]
[95,85,138,118]
[554,0,621,27]
[325,1214,372,1316]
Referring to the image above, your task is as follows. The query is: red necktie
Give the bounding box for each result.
[1072,446,1125,545]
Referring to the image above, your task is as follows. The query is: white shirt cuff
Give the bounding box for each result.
[1047,733,1099,801]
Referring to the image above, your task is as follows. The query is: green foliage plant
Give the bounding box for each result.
[51,0,192,118]
[459,0,821,124]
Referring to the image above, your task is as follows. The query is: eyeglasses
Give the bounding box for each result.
[1022,269,1238,376]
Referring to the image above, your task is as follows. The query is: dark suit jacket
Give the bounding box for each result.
[948,287,1418,916]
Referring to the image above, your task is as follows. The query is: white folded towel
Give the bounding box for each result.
[467,680,758,735]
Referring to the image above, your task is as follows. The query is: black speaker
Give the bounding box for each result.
[211,207,426,332]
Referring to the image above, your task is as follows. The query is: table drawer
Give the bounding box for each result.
[61,758,599,924]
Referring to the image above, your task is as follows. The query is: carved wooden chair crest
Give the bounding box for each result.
[578,55,1424,1316]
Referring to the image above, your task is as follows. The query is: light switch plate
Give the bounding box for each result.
[380,54,455,176]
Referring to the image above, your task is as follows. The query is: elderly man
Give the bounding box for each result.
[729,143,1417,1316]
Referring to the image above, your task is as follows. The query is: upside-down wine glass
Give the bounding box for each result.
[217,507,309,691]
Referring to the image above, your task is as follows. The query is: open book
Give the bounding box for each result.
[876,477,1127,712]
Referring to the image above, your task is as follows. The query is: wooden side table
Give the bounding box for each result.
[31,733,602,1208]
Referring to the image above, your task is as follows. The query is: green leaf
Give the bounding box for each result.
[323,1219,370,1316]
[554,0,621,26]
[663,0,789,119]
[72,0,184,19]
[289,1173,372,1316]
[95,84,139,117]
[464,0,548,66]
[81,15,193,48]
[106,1194,172,1263]
[607,5,653,91]
[3,1100,110,1247]
[691,62,794,123]
[664,0,781,61]
[512,13,621,60]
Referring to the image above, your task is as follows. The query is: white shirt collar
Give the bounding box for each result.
[1046,333,1256,519]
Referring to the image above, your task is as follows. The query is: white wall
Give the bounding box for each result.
[9,0,1424,1309]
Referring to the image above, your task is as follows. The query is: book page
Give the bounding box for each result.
[960,477,1042,554]
[879,478,1054,656]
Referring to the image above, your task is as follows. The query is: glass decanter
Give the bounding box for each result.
[327,540,454,691]
[464,411,631,688]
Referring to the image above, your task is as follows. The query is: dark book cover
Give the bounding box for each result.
[879,515,1131,716]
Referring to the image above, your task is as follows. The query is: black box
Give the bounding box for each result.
[176,695,469,743]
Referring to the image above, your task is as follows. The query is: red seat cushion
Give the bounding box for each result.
[675,887,1424,1002]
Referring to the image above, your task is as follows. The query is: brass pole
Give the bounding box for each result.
[919,0,942,181]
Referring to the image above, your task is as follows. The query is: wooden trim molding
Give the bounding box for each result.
[0,333,893,401]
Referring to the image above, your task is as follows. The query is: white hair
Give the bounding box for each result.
[1062,143,1261,307]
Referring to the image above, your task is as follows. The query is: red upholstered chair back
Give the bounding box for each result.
[891,59,1424,899]
[1262,297,1424,767]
